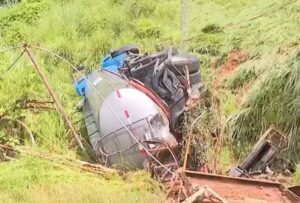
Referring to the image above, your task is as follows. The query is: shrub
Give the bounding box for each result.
[134,18,161,39]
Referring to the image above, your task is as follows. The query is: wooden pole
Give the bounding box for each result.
[23,44,84,150]
[183,132,192,171]
[180,0,189,51]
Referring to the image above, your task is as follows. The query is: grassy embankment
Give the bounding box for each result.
[187,0,300,164]
[0,0,300,202]
[0,155,163,203]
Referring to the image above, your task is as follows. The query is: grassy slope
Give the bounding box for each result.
[0,0,300,202]
[0,156,163,203]
[187,0,300,157]
[185,0,300,173]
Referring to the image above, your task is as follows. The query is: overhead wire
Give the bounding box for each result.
[0,46,24,77]
[2,50,25,74]
[0,46,22,54]
[0,46,23,79]
[0,45,93,158]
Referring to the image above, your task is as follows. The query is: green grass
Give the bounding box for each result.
[0,1,181,201]
[0,0,181,152]
[293,166,300,184]
[229,50,300,159]
[0,155,164,203]
[226,64,257,91]
[1,0,297,155]
[218,146,235,173]
[186,0,300,160]
[1,0,300,201]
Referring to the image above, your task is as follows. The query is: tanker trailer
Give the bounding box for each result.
[75,69,178,170]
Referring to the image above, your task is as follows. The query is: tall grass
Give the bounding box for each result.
[229,50,300,160]
[185,0,300,160]
[0,2,180,200]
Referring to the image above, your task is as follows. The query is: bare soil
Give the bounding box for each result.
[213,49,248,88]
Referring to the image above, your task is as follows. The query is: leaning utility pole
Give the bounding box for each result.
[23,44,84,150]
[180,0,189,51]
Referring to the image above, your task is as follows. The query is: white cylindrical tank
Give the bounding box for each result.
[84,69,177,169]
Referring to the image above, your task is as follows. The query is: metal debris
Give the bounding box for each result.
[228,126,295,179]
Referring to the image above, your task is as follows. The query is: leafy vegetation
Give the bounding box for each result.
[226,64,257,91]
[1,0,300,201]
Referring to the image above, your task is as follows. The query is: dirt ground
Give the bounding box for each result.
[213,49,248,88]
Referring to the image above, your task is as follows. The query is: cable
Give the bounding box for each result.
[30,45,175,174]
[226,0,298,29]
[2,50,25,74]
[0,46,22,54]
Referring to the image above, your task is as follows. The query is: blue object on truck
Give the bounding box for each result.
[101,52,128,72]
[74,45,139,96]
[74,78,87,97]
[74,52,128,97]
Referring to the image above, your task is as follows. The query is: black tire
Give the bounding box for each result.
[150,47,178,61]
[130,60,156,78]
[177,71,201,85]
[111,45,139,58]
[165,53,200,75]
[130,60,157,85]
[129,55,152,68]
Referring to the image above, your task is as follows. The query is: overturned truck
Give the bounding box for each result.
[74,45,202,170]
[73,45,300,202]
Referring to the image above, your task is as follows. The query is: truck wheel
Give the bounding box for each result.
[177,71,201,85]
[130,60,156,84]
[111,45,139,58]
[150,47,178,62]
[165,54,200,75]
